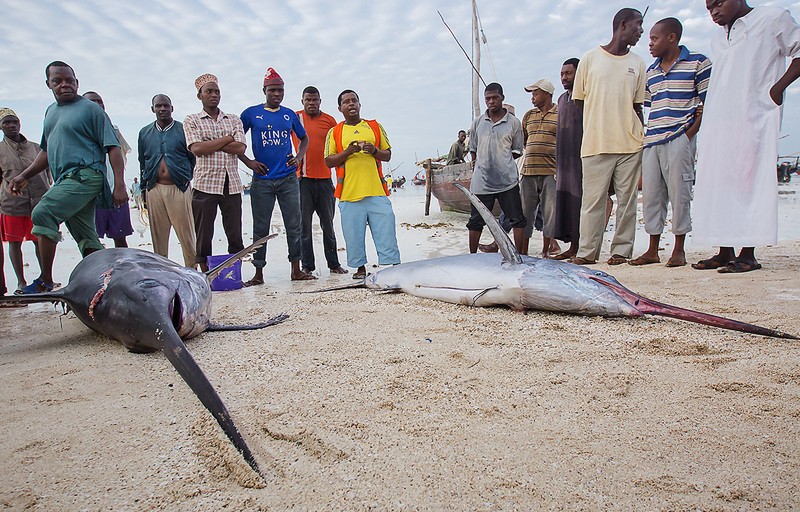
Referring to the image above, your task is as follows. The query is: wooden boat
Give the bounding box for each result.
[427,161,473,213]
[412,170,426,186]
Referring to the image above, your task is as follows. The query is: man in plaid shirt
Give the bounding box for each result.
[184,73,246,272]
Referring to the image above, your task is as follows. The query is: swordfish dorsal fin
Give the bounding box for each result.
[205,233,278,282]
[455,183,523,265]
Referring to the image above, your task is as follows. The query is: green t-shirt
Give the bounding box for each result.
[41,96,119,180]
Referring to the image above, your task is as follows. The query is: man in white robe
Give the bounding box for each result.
[692,0,800,273]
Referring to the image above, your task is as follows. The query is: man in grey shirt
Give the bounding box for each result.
[467,82,526,253]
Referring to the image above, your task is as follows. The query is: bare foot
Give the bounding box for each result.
[330,266,349,274]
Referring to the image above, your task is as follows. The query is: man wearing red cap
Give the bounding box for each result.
[239,67,313,285]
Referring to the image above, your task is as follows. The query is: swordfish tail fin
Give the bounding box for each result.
[160,329,264,477]
[205,233,279,282]
[454,183,523,265]
[589,275,798,339]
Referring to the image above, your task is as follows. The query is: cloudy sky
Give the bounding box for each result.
[2,0,800,183]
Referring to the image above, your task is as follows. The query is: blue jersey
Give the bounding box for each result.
[240,104,306,179]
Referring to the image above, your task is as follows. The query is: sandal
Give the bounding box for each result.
[569,257,596,265]
[329,266,349,274]
[691,256,729,270]
[607,255,628,266]
[665,256,687,268]
[242,277,265,287]
[291,272,318,281]
[717,259,762,274]
[18,278,56,295]
[353,270,367,279]
[628,255,660,266]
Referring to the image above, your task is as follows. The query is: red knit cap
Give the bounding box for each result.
[263,67,284,87]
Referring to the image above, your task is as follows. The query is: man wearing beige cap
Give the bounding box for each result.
[184,73,246,272]
[520,78,558,257]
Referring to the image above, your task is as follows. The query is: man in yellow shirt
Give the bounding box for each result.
[324,90,400,279]
[571,8,646,266]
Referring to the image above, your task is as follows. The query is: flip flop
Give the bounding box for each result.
[628,256,660,266]
[329,266,349,274]
[569,257,596,265]
[717,259,762,274]
[607,255,628,266]
[691,256,728,270]
[242,277,265,287]
[552,252,574,261]
[18,278,56,295]
[353,270,367,280]
[291,272,318,281]
[665,256,687,268]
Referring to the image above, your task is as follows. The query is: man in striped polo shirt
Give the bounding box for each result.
[630,17,711,268]
[520,78,558,257]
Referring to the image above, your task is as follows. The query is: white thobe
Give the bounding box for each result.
[694,7,800,247]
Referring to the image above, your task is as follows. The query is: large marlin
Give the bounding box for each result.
[362,184,796,339]
[1,235,287,477]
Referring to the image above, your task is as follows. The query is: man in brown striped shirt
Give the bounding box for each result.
[520,79,558,257]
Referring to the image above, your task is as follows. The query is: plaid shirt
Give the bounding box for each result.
[183,109,245,194]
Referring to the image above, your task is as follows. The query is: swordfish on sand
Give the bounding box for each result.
[362,184,796,339]
[1,235,288,477]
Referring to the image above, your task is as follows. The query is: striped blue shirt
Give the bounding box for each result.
[644,46,711,148]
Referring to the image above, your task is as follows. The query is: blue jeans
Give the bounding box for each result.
[300,177,341,271]
[250,174,301,268]
[338,196,401,268]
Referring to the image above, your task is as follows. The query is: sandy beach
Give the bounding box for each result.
[2,182,800,510]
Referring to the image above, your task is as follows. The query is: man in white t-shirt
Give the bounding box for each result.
[570,8,646,266]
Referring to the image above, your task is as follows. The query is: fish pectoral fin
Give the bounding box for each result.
[471,287,499,306]
[206,313,289,331]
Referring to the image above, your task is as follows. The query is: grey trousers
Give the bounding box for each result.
[520,174,556,238]
[642,134,696,236]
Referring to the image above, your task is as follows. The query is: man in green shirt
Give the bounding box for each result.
[9,61,127,294]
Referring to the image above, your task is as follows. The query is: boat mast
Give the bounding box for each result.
[472,0,481,119]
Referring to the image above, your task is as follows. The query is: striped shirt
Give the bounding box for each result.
[644,46,711,148]
[183,109,245,195]
[521,104,558,176]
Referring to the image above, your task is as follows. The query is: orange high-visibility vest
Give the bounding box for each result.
[332,119,390,199]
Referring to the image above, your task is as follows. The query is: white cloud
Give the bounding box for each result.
[2,0,800,180]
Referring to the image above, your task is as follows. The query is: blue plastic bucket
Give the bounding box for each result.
[207,254,242,291]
